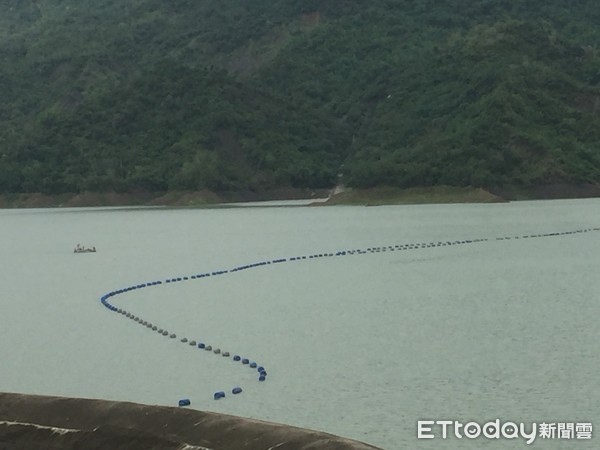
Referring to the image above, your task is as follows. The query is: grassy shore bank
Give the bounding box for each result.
[0,188,328,209]
[1,184,599,208]
[323,186,505,205]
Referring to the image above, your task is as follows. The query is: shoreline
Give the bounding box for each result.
[0,392,382,450]
[0,184,599,208]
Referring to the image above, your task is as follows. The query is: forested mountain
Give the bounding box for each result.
[1,0,599,195]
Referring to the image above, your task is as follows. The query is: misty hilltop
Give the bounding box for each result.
[1,0,599,196]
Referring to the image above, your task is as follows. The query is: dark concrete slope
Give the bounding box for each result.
[0,393,383,450]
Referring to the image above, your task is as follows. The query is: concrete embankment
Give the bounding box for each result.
[0,393,383,450]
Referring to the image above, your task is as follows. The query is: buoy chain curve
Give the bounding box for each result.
[99,226,599,405]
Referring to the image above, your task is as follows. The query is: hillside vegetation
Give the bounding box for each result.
[1,0,599,195]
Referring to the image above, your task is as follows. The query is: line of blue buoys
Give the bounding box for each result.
[99,226,599,405]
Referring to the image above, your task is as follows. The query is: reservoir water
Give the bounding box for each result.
[1,199,599,449]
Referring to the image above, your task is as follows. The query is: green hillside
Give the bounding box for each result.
[0,0,599,195]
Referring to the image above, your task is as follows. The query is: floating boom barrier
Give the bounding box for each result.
[99,226,599,405]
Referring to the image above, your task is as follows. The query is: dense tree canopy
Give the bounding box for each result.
[0,0,599,194]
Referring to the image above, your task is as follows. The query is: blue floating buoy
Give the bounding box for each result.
[198,343,205,349]
[233,355,241,361]
[257,366,264,372]
[232,387,243,395]
[249,362,257,368]
[214,391,225,400]
[241,358,249,365]
[178,398,191,407]
[259,375,266,382]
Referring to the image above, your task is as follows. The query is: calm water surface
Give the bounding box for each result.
[1,200,599,449]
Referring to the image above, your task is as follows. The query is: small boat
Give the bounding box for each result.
[74,244,96,253]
